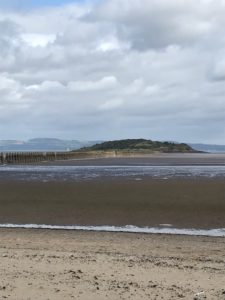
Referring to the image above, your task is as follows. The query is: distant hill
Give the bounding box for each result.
[0,138,101,152]
[80,139,197,153]
[189,143,225,153]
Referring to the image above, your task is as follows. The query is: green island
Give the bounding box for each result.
[78,139,197,154]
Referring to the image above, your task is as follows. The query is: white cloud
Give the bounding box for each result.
[143,85,160,96]
[68,76,118,92]
[21,33,56,47]
[96,36,130,52]
[99,98,123,111]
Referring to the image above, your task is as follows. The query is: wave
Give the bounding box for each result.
[0,224,225,237]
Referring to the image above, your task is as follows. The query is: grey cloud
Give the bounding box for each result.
[210,58,225,81]
[87,0,217,50]
[0,19,21,64]
[0,19,19,36]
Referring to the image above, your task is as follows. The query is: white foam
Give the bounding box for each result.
[0,224,224,237]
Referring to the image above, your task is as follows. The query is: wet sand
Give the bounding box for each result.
[0,179,225,229]
[40,153,225,166]
[0,228,224,300]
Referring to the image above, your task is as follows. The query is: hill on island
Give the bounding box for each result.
[80,139,197,153]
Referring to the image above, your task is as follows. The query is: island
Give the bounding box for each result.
[78,138,197,154]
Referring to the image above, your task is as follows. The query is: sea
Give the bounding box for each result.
[1,164,225,181]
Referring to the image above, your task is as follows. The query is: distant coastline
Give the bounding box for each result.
[2,138,225,153]
[0,139,201,164]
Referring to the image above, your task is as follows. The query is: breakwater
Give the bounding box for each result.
[0,151,116,164]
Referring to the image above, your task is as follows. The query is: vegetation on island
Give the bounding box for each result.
[79,139,197,153]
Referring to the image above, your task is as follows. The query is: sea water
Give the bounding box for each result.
[1,165,225,181]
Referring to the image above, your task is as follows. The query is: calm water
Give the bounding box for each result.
[1,165,225,181]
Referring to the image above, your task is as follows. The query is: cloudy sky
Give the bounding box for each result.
[0,0,225,143]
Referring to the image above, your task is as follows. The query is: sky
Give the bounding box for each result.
[0,0,225,143]
[0,0,79,10]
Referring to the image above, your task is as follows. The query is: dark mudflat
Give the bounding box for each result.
[0,179,224,229]
[39,153,225,166]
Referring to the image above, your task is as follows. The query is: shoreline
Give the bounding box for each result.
[0,223,225,237]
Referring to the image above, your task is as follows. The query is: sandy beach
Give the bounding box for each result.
[0,228,224,300]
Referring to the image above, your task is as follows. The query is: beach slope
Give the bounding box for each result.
[0,229,224,300]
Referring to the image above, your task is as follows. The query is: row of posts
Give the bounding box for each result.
[0,150,117,164]
[0,152,85,164]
